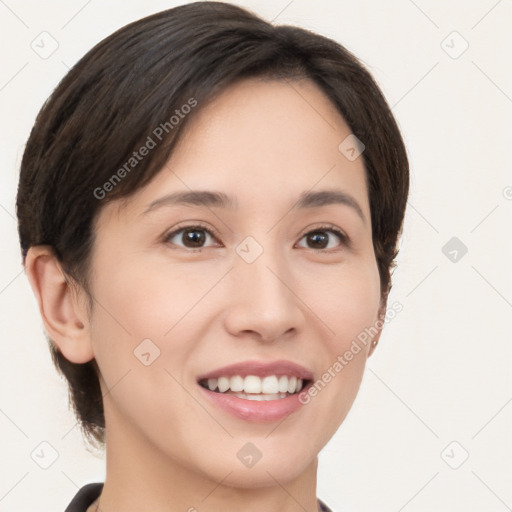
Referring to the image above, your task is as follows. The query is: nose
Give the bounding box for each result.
[223,243,305,343]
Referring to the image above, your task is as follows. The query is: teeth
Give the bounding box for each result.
[244,375,261,394]
[261,375,279,394]
[231,392,289,401]
[230,375,244,392]
[287,376,297,394]
[278,375,289,393]
[202,375,306,395]
[218,376,230,393]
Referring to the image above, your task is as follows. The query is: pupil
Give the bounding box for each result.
[309,232,327,249]
[184,229,205,247]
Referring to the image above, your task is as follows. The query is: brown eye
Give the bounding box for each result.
[164,224,220,250]
[297,226,348,251]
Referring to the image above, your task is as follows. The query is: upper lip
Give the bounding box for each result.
[196,360,314,381]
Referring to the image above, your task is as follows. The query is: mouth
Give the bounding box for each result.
[195,359,314,414]
[198,375,313,401]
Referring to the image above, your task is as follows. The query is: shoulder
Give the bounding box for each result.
[64,482,104,512]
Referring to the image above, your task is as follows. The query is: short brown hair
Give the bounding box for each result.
[16,1,409,448]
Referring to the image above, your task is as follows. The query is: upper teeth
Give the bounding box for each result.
[206,375,304,394]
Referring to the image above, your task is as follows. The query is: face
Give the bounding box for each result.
[86,77,383,487]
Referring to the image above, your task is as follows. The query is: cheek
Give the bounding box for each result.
[88,253,224,394]
[296,257,381,423]
[298,253,382,349]
[90,254,217,341]
[87,262,211,464]
[87,257,196,405]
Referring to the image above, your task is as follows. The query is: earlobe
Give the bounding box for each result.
[24,245,95,364]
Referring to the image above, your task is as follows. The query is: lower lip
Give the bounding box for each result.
[198,384,310,422]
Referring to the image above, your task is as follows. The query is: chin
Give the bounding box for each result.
[219,459,314,489]
[196,440,318,488]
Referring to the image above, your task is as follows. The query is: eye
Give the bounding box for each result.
[163,222,349,252]
[163,223,221,251]
[296,224,349,251]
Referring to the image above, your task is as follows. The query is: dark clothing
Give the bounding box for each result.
[65,482,334,512]
[64,483,102,512]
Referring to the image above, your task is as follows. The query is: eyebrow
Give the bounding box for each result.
[141,189,366,223]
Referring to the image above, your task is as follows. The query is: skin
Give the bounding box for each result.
[25,77,385,512]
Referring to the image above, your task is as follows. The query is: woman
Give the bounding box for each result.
[17,2,409,511]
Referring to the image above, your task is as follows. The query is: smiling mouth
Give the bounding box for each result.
[198,375,311,401]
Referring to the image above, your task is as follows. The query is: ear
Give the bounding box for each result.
[367,298,387,358]
[24,245,95,363]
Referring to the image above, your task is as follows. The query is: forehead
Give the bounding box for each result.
[104,76,369,223]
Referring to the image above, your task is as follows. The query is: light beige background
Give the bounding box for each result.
[1,1,511,510]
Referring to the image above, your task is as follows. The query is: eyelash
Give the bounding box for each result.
[163,222,349,253]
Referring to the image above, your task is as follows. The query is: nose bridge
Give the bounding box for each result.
[237,235,290,303]
[225,234,302,340]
